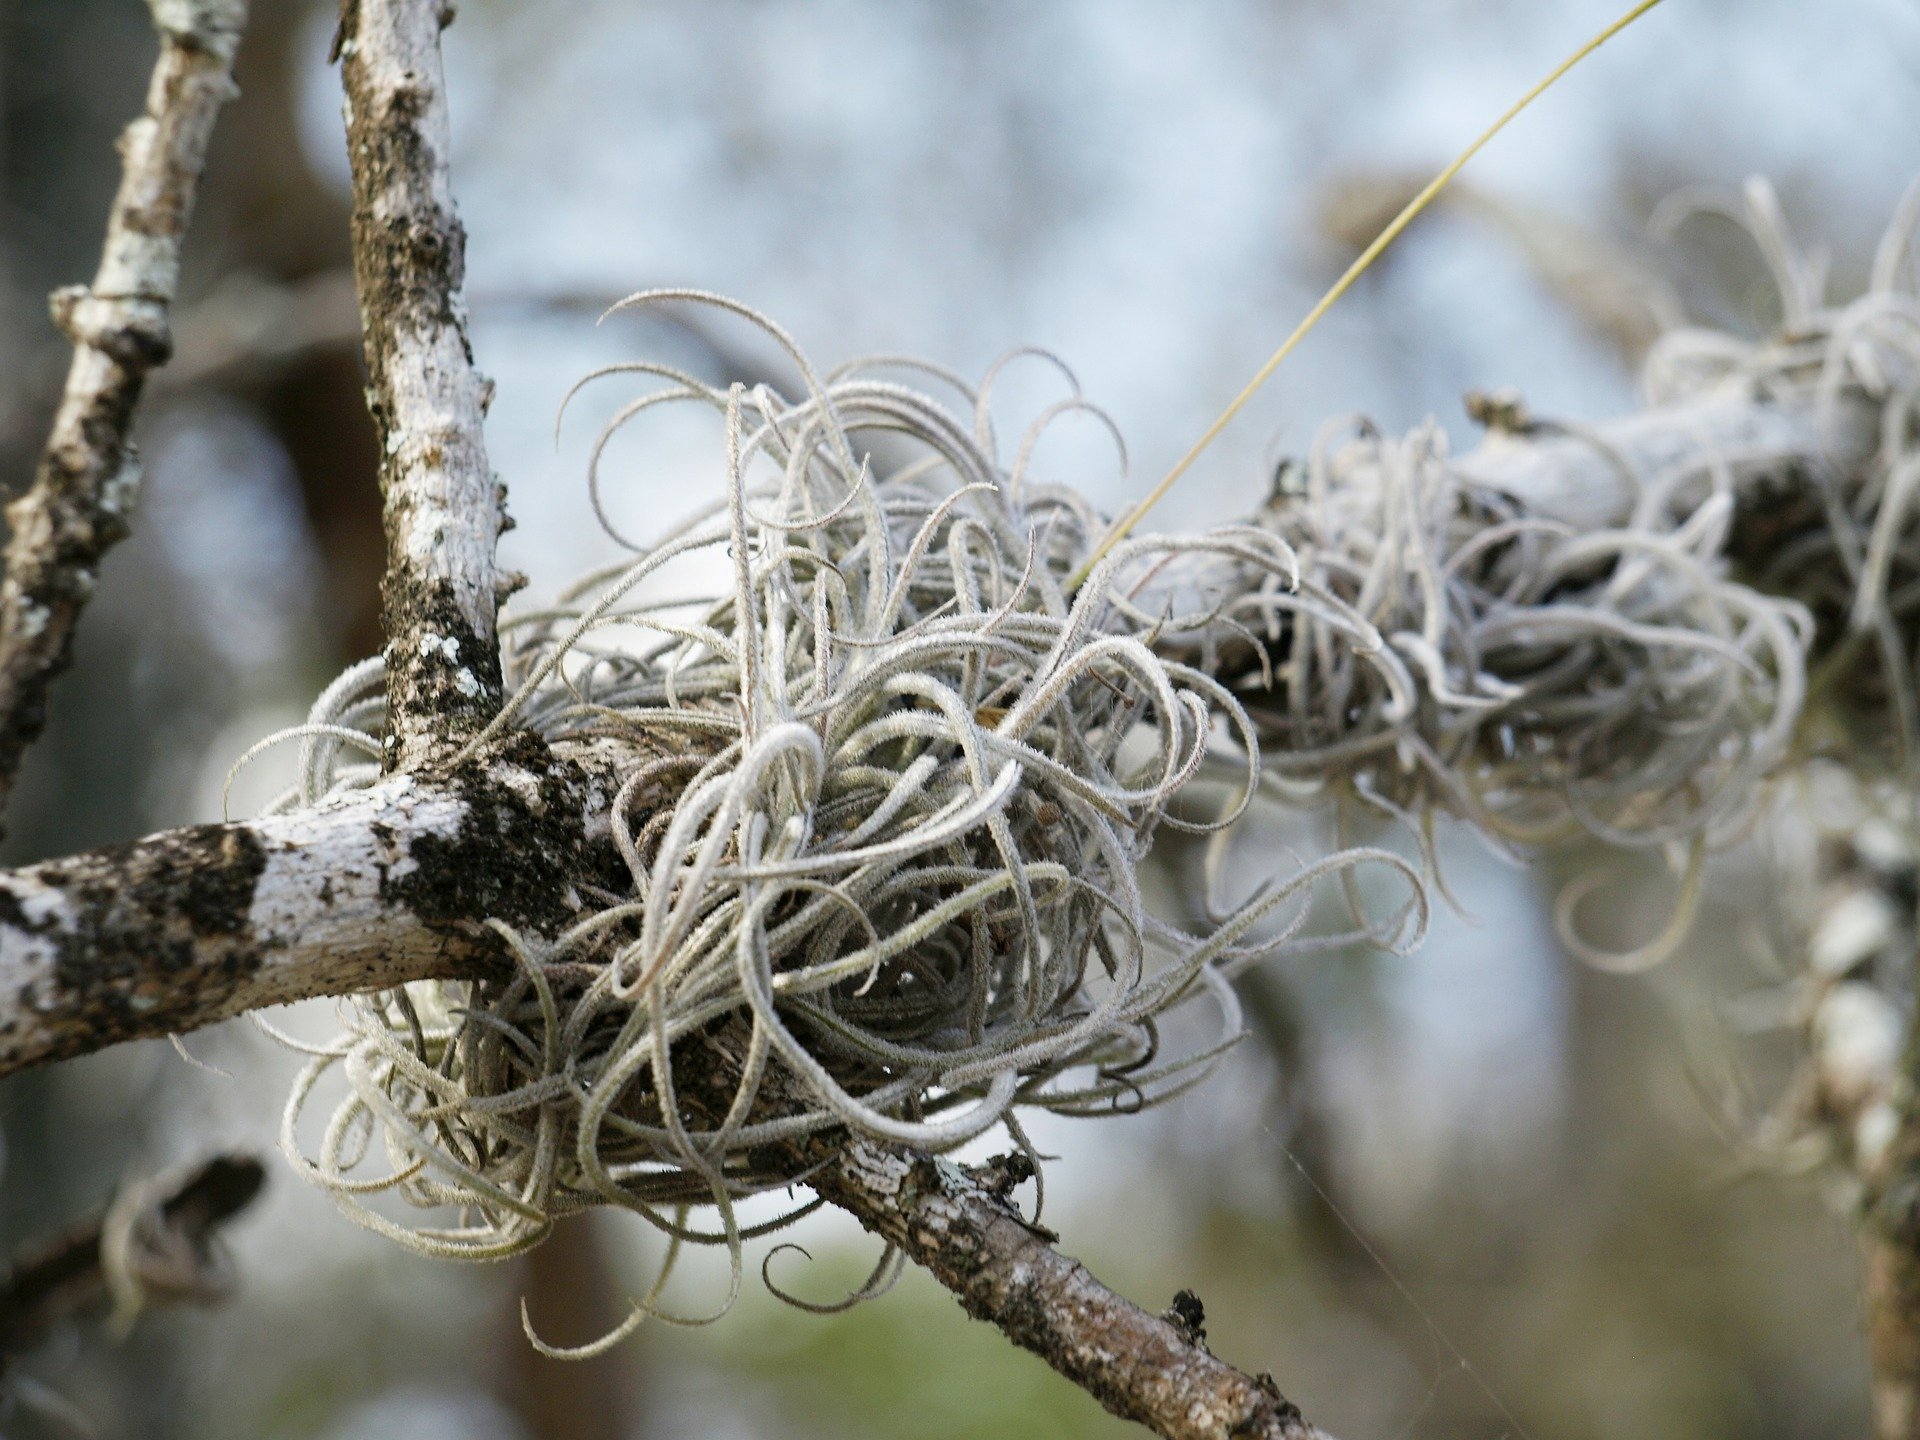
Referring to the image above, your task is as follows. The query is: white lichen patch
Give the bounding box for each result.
[417,631,460,662]
[100,454,142,520]
[15,603,48,642]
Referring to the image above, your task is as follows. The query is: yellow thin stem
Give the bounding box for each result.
[1069,0,1667,590]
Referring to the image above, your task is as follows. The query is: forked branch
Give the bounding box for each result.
[7,8,1901,1431]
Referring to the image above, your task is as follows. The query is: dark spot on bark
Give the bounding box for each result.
[0,886,33,935]
[1163,1288,1207,1347]
[4,824,271,1067]
[385,731,615,935]
[175,828,269,937]
[379,575,502,750]
[970,1149,1036,1203]
[1232,1383,1306,1437]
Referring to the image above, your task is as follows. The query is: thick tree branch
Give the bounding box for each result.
[0,758,1342,1437]
[0,380,1874,1078]
[338,0,506,765]
[0,734,627,1077]
[1456,384,1878,531]
[0,775,1341,1436]
[0,779,471,1075]
[0,0,249,826]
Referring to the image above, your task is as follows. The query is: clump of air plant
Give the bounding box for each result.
[1185,181,1920,967]
[263,296,1420,1347]
[1663,182,1920,765]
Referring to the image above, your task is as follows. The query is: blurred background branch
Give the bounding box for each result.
[0,1152,264,1359]
[0,0,247,828]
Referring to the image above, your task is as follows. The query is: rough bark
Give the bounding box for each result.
[653,1019,1345,1440]
[0,733,625,1077]
[0,0,249,827]
[807,1137,1335,1440]
[1830,941,1920,1440]
[1873,1015,1920,1440]
[1870,1225,1920,1440]
[1794,815,1919,1440]
[337,0,505,765]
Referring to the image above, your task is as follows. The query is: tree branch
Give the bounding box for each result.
[0,0,249,826]
[1803,825,1920,1440]
[7,6,1891,1430]
[807,1135,1336,1440]
[0,733,629,1077]
[0,1153,265,1356]
[337,0,507,766]
[1455,384,1878,532]
[0,378,1875,1078]
[1870,1118,1920,1440]
[656,1017,1348,1440]
[0,756,1343,1438]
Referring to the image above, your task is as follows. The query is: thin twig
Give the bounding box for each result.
[678,1023,1343,1440]
[0,0,249,827]
[337,0,507,767]
[808,1135,1337,1440]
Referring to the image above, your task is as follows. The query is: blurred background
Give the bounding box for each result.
[0,0,1915,1436]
